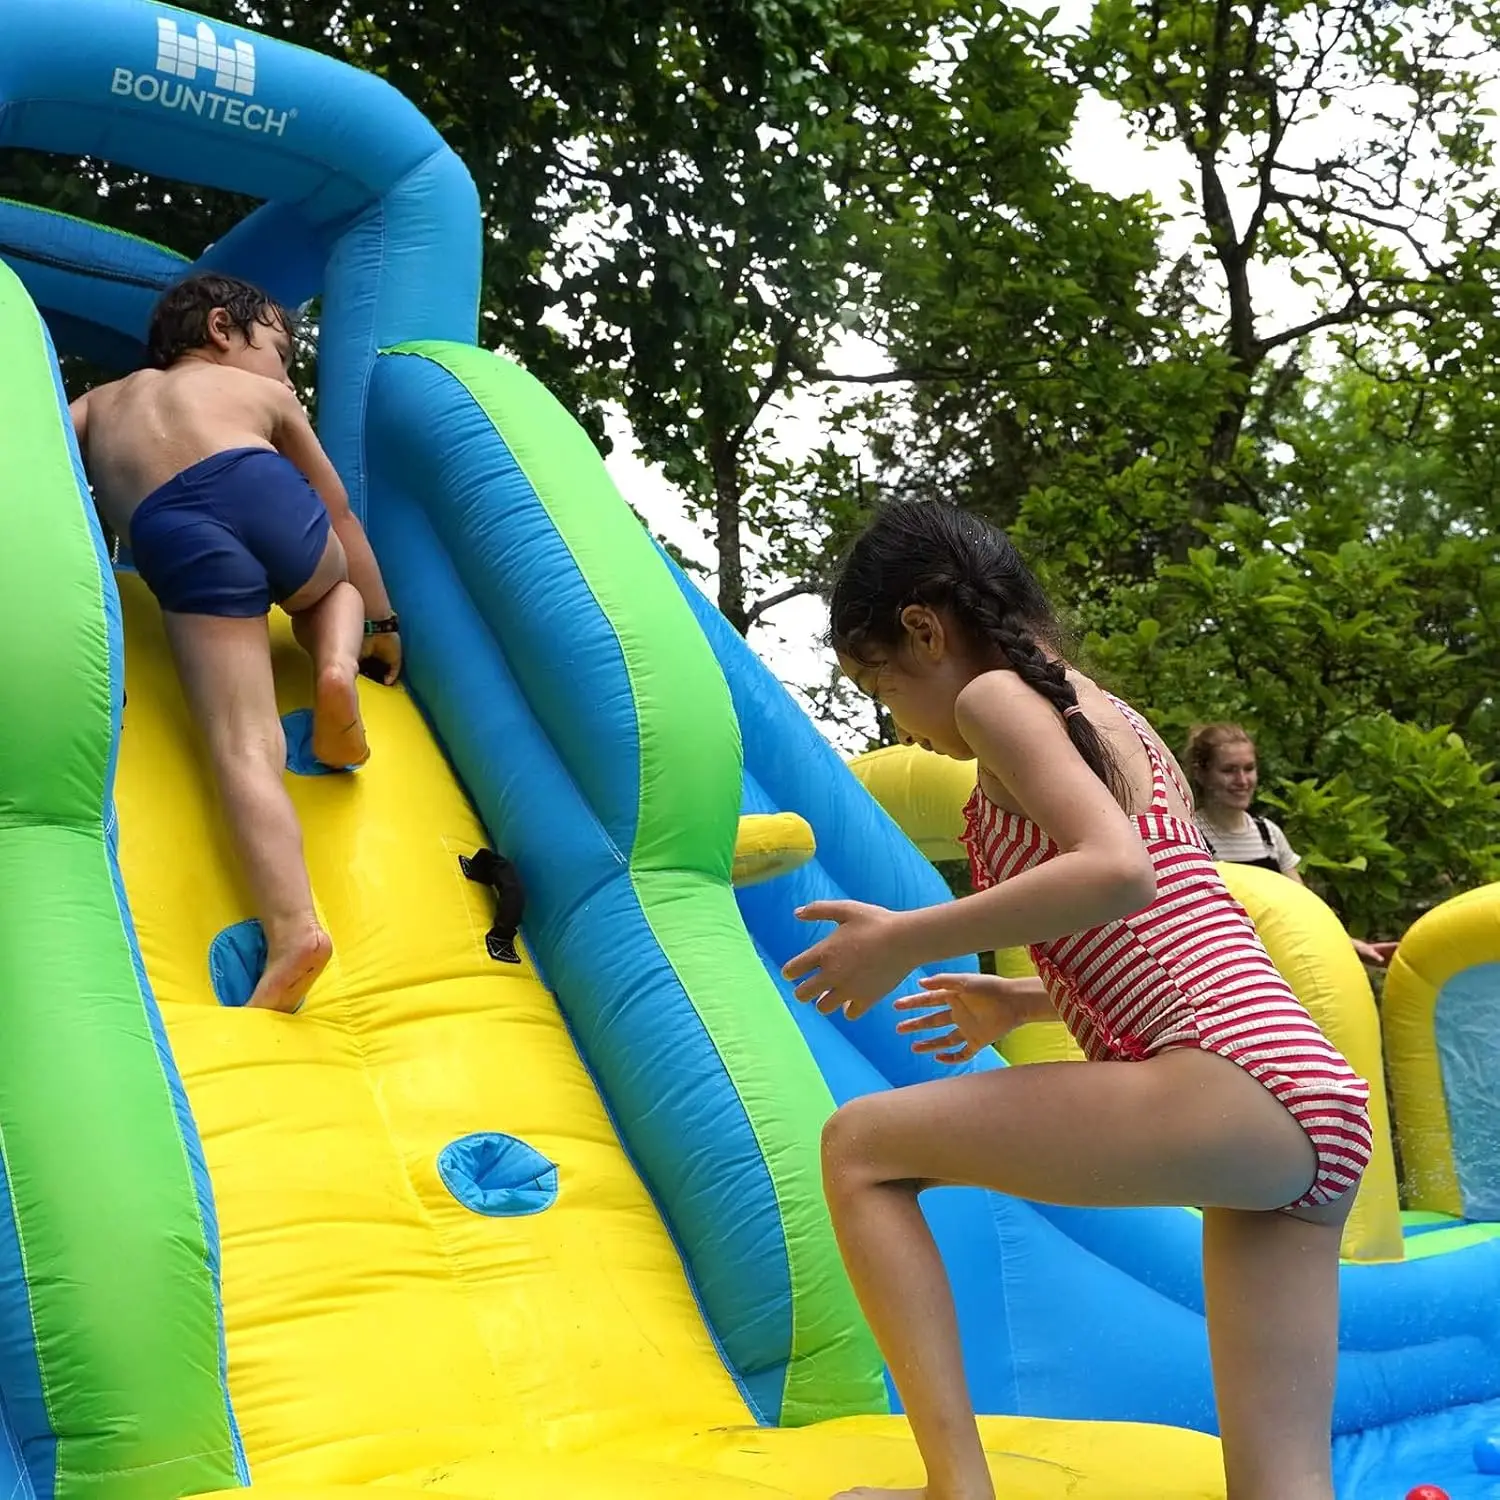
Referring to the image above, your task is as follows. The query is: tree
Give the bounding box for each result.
[804,0,1500,934]
[1077,0,1499,529]
[536,0,1149,634]
[815,3,1177,568]
[842,0,1499,570]
[541,0,920,632]
[1078,354,1500,937]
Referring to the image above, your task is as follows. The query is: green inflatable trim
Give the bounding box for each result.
[1400,1210,1458,1228]
[0,262,241,1498]
[1399,1220,1500,1261]
[384,340,887,1426]
[0,198,189,263]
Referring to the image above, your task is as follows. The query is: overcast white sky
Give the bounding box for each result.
[599,2,1498,748]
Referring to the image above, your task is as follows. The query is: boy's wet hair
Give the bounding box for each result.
[147,273,294,370]
[829,499,1127,801]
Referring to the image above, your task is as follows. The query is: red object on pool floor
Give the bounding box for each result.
[1405,1487,1451,1500]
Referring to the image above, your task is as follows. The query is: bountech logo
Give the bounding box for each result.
[155,16,256,94]
[111,16,293,136]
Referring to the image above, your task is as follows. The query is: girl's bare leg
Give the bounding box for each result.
[1204,1199,1350,1500]
[819,1049,1328,1500]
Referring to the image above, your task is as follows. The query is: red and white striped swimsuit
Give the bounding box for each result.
[962,694,1372,1210]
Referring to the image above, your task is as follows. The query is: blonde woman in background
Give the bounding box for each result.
[1185,723,1396,969]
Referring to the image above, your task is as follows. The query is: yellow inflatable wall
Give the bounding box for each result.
[1220,864,1402,1262]
[1382,883,1500,1216]
[115,577,1224,1498]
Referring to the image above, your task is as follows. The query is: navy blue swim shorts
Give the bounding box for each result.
[128,447,332,617]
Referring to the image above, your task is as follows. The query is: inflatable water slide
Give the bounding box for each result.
[1,4,1498,1497]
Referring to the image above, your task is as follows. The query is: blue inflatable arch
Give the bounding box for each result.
[0,0,480,513]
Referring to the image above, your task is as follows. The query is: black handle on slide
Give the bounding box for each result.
[459,847,525,964]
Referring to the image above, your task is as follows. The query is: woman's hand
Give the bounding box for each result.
[1352,937,1398,968]
[894,972,1046,1064]
[783,900,921,1021]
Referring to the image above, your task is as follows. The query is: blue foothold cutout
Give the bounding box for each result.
[210,919,268,1008]
[1474,1434,1500,1474]
[282,709,359,776]
[437,1133,559,1218]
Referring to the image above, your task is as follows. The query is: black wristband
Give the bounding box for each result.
[364,614,400,636]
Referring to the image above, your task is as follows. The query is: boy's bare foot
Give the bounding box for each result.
[246,924,332,1011]
[311,661,369,769]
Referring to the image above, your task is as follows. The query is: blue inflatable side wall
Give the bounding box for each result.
[0,1404,36,1500]
[1437,963,1500,1221]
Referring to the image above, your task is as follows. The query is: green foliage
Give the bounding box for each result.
[5,0,1499,940]
[1271,719,1500,933]
[1073,427,1500,938]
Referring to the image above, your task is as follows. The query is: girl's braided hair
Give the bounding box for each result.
[829,499,1126,801]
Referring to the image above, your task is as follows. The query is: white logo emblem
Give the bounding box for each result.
[155,17,256,97]
[112,14,288,135]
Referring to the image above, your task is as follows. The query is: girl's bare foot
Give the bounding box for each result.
[840,1470,1002,1494]
[246,924,332,1011]
[311,662,369,769]
[834,1480,993,1498]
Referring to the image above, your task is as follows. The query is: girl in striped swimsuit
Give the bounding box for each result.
[783,501,1372,1500]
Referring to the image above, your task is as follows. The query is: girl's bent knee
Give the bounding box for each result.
[821,1096,889,1190]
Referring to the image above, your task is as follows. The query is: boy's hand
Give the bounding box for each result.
[360,630,402,685]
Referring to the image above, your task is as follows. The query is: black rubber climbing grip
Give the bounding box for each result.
[459,847,525,964]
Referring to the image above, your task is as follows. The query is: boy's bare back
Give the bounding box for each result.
[77,362,292,539]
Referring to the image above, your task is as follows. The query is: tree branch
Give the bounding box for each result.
[1256,297,1428,355]
[1200,0,1239,147]
[728,324,799,454]
[744,580,820,627]
[1272,188,1444,274]
[804,362,975,384]
[1239,69,1282,256]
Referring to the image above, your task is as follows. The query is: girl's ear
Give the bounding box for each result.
[898,603,946,662]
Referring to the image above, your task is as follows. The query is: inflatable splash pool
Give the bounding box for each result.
[1,4,1498,1497]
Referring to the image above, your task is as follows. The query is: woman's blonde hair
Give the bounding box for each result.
[1182,722,1257,799]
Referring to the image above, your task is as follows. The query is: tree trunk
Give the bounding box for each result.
[710,431,749,634]
[1171,146,1262,561]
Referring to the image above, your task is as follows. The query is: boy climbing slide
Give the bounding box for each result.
[70,273,400,1013]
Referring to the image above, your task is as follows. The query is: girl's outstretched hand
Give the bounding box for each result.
[894,973,1041,1064]
[783,900,919,1021]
